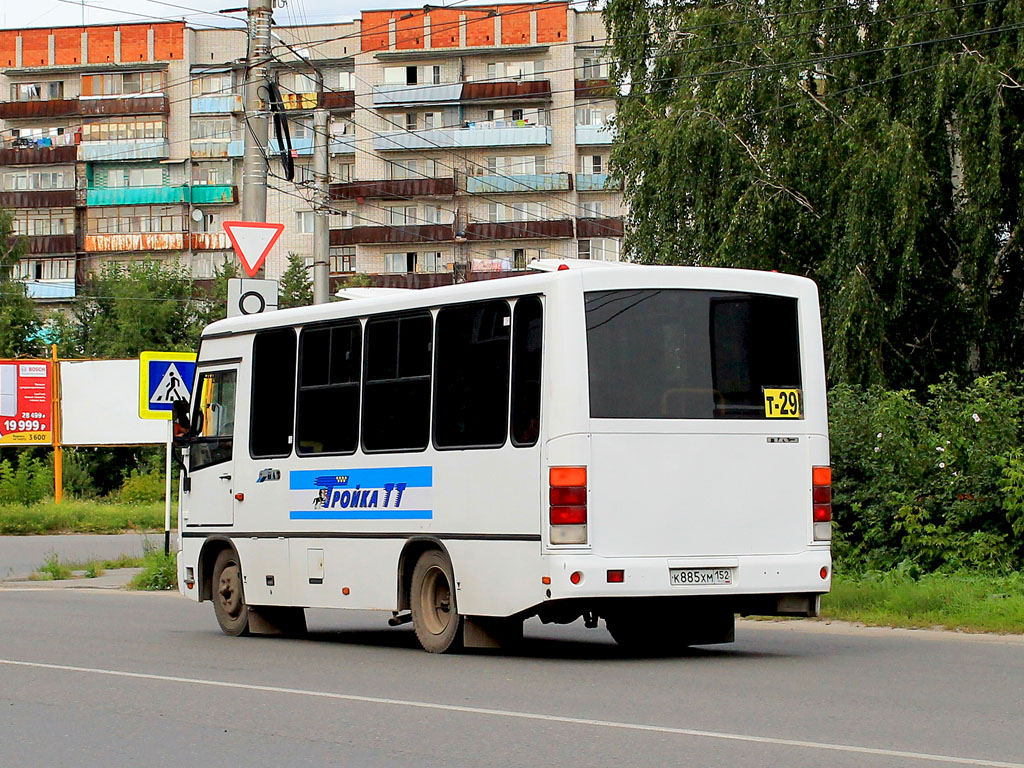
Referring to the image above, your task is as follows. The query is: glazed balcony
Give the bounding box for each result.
[575,79,615,99]
[0,145,78,165]
[269,135,354,156]
[190,232,232,250]
[190,94,243,114]
[320,90,355,111]
[329,224,455,246]
[25,279,76,301]
[329,177,456,200]
[84,232,186,252]
[575,173,619,192]
[374,124,551,152]
[78,139,170,162]
[0,189,76,208]
[461,81,551,103]
[465,219,574,240]
[78,96,169,117]
[190,139,244,159]
[13,234,76,255]
[466,172,571,194]
[576,216,624,238]
[190,185,237,205]
[85,185,237,206]
[372,83,462,107]
[575,125,616,145]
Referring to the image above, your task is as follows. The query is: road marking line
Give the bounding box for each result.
[1,657,1020,768]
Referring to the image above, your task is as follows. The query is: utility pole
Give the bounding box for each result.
[312,69,330,304]
[242,0,273,226]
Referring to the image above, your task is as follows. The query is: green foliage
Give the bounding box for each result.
[340,272,373,289]
[118,468,165,504]
[58,260,204,358]
[604,0,1024,388]
[830,374,1024,573]
[279,252,313,308]
[0,453,53,505]
[35,552,72,581]
[129,547,177,590]
[0,207,41,358]
[197,257,240,327]
[822,571,1024,634]
[0,499,164,534]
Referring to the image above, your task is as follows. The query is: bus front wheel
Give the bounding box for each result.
[410,550,464,653]
[212,549,250,636]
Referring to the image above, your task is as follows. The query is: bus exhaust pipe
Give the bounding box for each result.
[388,611,412,627]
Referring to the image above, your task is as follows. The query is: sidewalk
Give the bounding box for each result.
[0,533,176,581]
[0,567,143,589]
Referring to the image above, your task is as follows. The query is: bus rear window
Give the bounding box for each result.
[585,289,801,419]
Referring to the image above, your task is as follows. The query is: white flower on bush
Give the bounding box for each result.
[877,432,883,439]
[973,413,981,423]
[939,462,946,469]
[874,446,880,453]
[936,446,945,452]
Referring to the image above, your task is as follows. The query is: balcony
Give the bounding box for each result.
[13,234,76,255]
[575,125,616,145]
[575,79,615,99]
[190,185,237,205]
[462,81,551,103]
[0,145,78,165]
[0,190,76,208]
[374,124,551,152]
[466,172,571,194]
[87,186,188,206]
[0,99,79,119]
[190,232,231,250]
[372,83,462,107]
[25,279,76,301]
[321,90,355,111]
[575,173,620,192]
[329,224,455,246]
[465,219,574,240]
[190,139,244,159]
[576,216,624,238]
[191,94,243,114]
[330,178,456,200]
[78,139,170,162]
[84,233,186,252]
[269,136,355,156]
[78,96,169,117]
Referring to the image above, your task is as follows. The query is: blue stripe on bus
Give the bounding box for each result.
[289,509,433,520]
[289,467,432,491]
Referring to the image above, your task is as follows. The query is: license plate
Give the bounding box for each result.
[763,387,803,418]
[669,568,733,586]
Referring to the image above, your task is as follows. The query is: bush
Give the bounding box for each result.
[0,453,53,505]
[830,373,1024,574]
[118,468,166,504]
[129,547,177,590]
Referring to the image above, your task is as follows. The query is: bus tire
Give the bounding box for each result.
[410,549,463,654]
[212,548,250,637]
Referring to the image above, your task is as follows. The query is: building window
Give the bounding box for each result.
[11,82,64,102]
[387,206,418,226]
[191,73,233,97]
[384,252,417,273]
[421,252,444,272]
[87,206,184,234]
[578,238,620,261]
[191,162,232,186]
[582,201,603,217]
[2,170,72,191]
[81,71,165,97]
[12,209,75,236]
[296,211,315,233]
[405,112,417,131]
[432,65,441,85]
[329,246,354,273]
[82,118,165,142]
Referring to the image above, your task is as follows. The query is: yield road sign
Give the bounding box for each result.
[223,221,284,277]
[140,351,197,420]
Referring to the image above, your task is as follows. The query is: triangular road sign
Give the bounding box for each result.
[149,363,189,405]
[223,221,285,277]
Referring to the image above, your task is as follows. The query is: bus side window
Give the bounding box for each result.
[434,300,511,449]
[296,322,361,455]
[510,296,542,447]
[189,369,236,471]
[250,328,297,458]
[362,313,432,452]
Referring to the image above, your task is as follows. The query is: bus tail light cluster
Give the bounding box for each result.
[549,466,587,545]
[812,466,832,541]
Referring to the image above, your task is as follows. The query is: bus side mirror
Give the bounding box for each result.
[172,399,192,446]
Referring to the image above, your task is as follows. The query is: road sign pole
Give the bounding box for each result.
[164,419,172,556]
[51,345,62,505]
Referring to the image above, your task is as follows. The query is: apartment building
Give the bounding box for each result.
[0,3,622,300]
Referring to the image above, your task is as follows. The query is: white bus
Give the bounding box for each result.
[176,262,832,653]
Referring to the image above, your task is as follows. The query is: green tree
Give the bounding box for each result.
[197,256,240,327]
[604,0,1024,388]
[0,208,41,357]
[62,260,204,357]
[279,252,313,308]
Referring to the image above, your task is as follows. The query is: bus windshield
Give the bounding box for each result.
[585,289,801,419]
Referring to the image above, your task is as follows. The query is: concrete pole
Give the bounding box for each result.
[312,71,330,305]
[241,0,273,226]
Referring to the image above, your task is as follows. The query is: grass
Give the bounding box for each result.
[29,552,147,581]
[128,549,177,591]
[820,571,1024,635]
[0,500,165,535]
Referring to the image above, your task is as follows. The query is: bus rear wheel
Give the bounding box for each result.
[212,549,250,636]
[411,550,464,653]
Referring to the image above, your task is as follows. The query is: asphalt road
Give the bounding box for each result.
[0,533,177,579]
[0,587,1022,768]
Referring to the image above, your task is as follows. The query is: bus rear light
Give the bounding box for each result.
[550,486,587,505]
[820,566,829,580]
[570,571,583,584]
[549,466,588,545]
[607,569,625,583]
[550,506,587,525]
[812,465,832,541]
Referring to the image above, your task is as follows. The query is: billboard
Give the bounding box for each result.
[60,360,167,446]
[0,360,53,445]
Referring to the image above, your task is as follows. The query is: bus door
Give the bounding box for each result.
[184,364,239,527]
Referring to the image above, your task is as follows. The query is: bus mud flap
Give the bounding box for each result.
[463,617,523,650]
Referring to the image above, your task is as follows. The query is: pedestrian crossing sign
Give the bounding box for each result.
[139,351,197,420]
